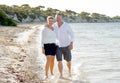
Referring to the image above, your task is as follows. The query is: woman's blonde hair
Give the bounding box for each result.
[47,16,53,21]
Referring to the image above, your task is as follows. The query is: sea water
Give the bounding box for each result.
[71,23,120,83]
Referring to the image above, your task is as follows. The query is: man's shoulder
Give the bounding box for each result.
[63,22,71,28]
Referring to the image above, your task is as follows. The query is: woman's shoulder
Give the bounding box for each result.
[41,25,47,31]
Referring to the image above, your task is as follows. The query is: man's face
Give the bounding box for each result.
[55,15,61,22]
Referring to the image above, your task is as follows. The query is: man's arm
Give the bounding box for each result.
[67,24,75,50]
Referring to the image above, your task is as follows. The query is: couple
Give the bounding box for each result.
[41,13,75,79]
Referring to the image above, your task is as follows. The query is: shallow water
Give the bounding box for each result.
[37,23,120,83]
[71,23,120,83]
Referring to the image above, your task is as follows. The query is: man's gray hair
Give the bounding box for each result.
[55,13,63,21]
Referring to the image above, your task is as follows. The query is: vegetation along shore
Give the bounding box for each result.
[0,4,120,26]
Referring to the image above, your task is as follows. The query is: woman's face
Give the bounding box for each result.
[48,19,54,25]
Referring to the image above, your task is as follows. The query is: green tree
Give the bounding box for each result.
[65,10,77,17]
[91,13,101,19]
[78,11,90,19]
[113,16,120,19]
[0,9,17,26]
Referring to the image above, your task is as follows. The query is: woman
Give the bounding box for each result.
[41,16,57,78]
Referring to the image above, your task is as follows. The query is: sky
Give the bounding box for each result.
[0,0,120,17]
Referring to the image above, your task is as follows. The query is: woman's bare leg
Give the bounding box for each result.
[50,56,55,75]
[45,56,51,78]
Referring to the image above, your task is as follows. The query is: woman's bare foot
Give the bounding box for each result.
[69,72,71,77]
[51,72,54,75]
[44,75,48,79]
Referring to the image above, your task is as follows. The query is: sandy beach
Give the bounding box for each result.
[0,23,44,83]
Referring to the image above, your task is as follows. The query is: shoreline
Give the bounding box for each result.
[0,23,89,83]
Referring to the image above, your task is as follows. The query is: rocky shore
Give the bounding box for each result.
[7,14,120,23]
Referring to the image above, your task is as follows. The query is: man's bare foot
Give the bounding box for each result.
[51,75,55,79]
[59,74,63,79]
[69,73,71,77]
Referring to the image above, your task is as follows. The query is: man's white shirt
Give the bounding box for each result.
[53,22,75,47]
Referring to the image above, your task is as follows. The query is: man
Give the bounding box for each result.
[53,13,75,78]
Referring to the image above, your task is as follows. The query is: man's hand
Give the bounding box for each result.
[68,42,73,50]
[42,47,45,54]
